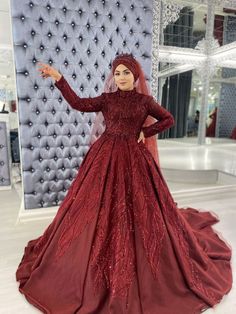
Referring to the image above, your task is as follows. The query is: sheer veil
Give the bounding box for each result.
[88,54,160,165]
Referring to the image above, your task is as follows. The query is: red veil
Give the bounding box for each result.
[88,53,160,165]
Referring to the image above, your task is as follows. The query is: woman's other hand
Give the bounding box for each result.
[37,62,62,82]
[138,130,145,143]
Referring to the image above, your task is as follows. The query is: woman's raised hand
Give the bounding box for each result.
[37,62,62,82]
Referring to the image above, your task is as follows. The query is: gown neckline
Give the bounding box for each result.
[116,87,137,97]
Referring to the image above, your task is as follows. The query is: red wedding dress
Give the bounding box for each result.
[16,76,232,314]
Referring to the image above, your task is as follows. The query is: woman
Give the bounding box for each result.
[206,107,217,137]
[16,53,232,314]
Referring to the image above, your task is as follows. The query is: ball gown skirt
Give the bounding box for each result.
[15,77,233,314]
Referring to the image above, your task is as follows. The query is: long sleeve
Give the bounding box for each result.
[54,76,105,112]
[141,96,175,138]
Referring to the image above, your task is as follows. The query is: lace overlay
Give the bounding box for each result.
[153,168,220,305]
[54,138,112,261]
[131,143,166,280]
[50,76,225,303]
[136,144,222,306]
[15,74,233,314]
[90,185,136,299]
[166,205,220,305]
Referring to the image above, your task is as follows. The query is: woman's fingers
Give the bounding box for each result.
[138,134,145,143]
[41,73,50,78]
[37,62,49,69]
[37,63,47,71]
[37,62,53,79]
[37,66,47,73]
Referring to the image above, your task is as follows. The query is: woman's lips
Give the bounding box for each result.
[120,82,127,85]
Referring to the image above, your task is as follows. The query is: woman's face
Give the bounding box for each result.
[114,64,135,91]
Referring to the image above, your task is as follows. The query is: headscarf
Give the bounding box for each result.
[89,53,159,165]
[112,53,140,82]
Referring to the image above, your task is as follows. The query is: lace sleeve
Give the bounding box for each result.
[141,96,175,138]
[55,76,105,112]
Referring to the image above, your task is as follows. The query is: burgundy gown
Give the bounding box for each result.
[206,108,217,137]
[16,76,232,314]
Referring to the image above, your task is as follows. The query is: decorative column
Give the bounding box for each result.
[152,0,184,99]
[197,0,216,144]
[151,0,161,99]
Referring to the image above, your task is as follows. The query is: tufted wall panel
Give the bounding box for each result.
[218,80,236,138]
[10,0,154,209]
[217,16,236,138]
[0,121,11,186]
